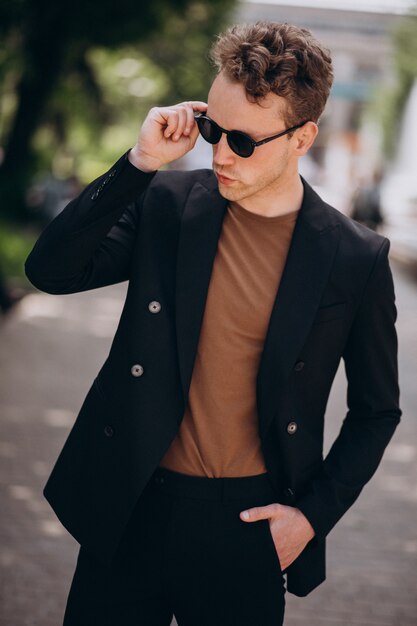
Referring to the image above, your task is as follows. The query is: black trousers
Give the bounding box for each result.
[63,467,286,626]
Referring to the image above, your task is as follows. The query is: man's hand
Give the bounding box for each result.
[240,503,316,571]
[128,101,208,172]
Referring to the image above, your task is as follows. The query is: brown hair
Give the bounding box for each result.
[210,21,334,135]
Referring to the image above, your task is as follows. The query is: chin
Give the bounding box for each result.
[217,183,246,202]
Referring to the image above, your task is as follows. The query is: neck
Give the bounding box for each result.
[230,171,304,218]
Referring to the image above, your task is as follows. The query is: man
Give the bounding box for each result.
[25,21,401,626]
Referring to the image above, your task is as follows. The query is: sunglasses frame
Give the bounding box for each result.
[194,113,310,157]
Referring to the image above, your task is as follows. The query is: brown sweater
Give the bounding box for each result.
[159,201,299,477]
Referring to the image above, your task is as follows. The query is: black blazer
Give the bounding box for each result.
[25,150,401,597]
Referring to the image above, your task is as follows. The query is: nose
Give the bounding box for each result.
[213,133,235,167]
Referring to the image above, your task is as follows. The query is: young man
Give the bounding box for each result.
[25,21,401,626]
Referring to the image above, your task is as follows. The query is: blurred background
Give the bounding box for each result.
[1,1,416,625]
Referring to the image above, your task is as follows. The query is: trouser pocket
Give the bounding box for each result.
[258,517,284,574]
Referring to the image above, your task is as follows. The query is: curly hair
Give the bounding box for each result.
[210,21,334,134]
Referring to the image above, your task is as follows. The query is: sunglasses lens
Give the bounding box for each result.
[228,132,253,158]
[197,117,221,144]
[196,116,253,157]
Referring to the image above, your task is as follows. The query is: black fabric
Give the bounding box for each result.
[63,468,286,626]
[24,154,402,596]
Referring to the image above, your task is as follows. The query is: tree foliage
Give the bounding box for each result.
[0,0,235,221]
[369,6,417,159]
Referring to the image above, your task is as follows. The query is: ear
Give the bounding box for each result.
[294,121,319,156]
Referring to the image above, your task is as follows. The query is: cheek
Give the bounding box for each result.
[255,147,289,174]
[243,153,274,180]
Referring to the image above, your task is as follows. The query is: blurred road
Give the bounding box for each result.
[1,259,416,626]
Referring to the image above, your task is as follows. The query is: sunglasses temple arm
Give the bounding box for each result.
[254,121,310,147]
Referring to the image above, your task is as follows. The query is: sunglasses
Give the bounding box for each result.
[194,113,309,158]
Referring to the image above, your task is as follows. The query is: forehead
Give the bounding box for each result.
[207,71,287,133]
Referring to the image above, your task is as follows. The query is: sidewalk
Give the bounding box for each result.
[1,262,416,626]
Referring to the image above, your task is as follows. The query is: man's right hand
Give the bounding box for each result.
[128,101,208,172]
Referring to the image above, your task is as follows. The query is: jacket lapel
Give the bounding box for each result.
[175,179,228,404]
[256,181,341,437]
[175,173,340,434]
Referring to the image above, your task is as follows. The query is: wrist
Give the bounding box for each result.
[128,146,160,173]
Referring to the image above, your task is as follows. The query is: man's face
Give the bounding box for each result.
[206,71,301,204]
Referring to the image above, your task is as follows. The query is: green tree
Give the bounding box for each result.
[369,6,417,159]
[0,0,235,221]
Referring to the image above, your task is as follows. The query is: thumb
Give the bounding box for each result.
[240,504,280,523]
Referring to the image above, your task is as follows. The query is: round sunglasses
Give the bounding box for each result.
[194,113,310,158]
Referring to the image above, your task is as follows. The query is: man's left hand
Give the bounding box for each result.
[240,503,316,571]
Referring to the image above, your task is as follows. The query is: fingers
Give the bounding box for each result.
[240,503,282,522]
[163,109,185,140]
[162,110,179,139]
[136,100,207,170]
[162,101,207,142]
[184,106,196,137]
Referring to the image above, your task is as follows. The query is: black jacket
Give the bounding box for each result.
[25,150,401,597]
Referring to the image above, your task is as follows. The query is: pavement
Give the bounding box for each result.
[0,259,416,626]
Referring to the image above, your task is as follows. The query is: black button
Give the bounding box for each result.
[294,361,305,371]
[103,425,114,438]
[283,487,295,500]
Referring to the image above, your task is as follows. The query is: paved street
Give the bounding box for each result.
[1,259,416,626]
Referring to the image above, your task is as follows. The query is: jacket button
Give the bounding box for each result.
[148,301,161,313]
[283,487,295,499]
[131,364,144,377]
[103,425,114,437]
[287,421,298,434]
[294,360,305,371]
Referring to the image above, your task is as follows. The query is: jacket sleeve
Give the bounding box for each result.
[24,149,156,294]
[295,237,402,541]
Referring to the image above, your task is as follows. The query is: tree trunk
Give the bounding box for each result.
[0,4,65,221]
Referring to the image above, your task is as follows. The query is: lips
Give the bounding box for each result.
[216,172,236,184]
